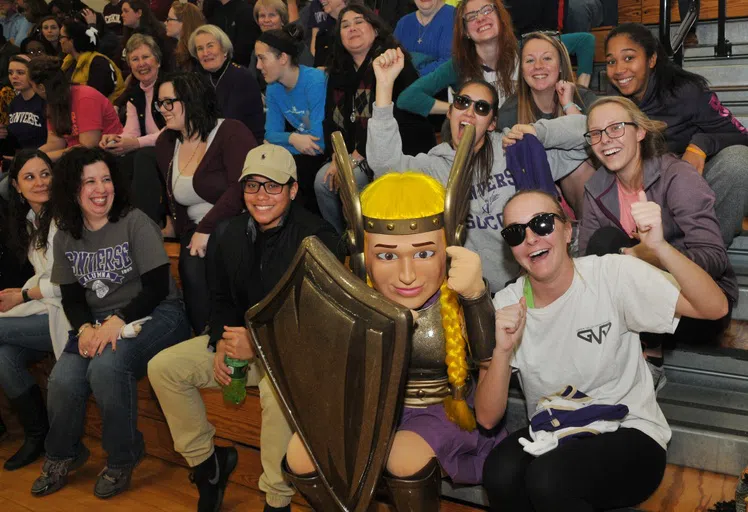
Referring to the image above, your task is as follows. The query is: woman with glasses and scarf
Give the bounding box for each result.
[368,47,587,294]
[397,0,518,118]
[479,188,728,511]
[578,96,736,385]
[312,3,435,234]
[154,71,256,335]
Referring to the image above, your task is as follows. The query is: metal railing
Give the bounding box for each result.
[715,0,732,58]
[659,0,700,66]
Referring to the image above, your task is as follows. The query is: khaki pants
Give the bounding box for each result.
[148,335,294,507]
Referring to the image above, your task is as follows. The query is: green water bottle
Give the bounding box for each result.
[222,356,249,405]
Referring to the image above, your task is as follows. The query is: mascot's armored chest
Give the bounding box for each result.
[406,298,450,407]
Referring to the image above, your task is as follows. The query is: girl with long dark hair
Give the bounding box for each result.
[605,22,748,245]
[30,55,122,162]
[0,150,68,472]
[367,47,588,294]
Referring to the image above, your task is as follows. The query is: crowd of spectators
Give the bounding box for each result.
[0,1,746,512]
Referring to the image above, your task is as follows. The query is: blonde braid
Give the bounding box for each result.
[439,281,476,431]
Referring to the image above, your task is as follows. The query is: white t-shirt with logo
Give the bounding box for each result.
[492,254,677,449]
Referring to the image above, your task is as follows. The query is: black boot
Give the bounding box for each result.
[0,413,6,439]
[384,458,441,512]
[4,385,48,471]
[190,445,238,512]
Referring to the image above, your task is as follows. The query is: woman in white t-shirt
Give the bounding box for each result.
[476,189,728,511]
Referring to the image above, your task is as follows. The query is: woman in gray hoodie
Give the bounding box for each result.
[367,47,589,293]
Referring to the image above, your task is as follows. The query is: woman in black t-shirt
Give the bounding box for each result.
[1,55,47,156]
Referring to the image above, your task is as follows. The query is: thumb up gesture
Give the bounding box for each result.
[630,191,665,249]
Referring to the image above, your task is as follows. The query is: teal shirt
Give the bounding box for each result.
[396,59,460,117]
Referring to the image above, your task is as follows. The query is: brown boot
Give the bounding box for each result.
[282,457,343,511]
[684,30,699,48]
[384,458,441,512]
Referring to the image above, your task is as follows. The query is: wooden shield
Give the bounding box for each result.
[245,236,412,511]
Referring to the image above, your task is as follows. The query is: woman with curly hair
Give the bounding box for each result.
[30,147,189,499]
[397,0,518,117]
[154,71,256,334]
[0,150,67,472]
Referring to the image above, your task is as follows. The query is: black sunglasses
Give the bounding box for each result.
[453,95,494,116]
[501,213,563,247]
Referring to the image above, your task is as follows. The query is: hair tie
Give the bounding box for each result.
[85,26,98,46]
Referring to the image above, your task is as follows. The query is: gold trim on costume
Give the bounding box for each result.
[363,214,445,235]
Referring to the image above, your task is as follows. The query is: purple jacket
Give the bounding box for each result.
[579,153,738,304]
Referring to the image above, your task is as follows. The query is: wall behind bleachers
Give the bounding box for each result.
[620,0,748,24]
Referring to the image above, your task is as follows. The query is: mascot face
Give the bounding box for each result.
[365,230,447,310]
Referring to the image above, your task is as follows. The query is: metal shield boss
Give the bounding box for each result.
[245,236,412,511]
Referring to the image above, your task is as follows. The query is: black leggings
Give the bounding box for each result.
[482,427,666,512]
[585,226,731,349]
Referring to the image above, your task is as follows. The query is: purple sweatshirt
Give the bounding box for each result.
[579,153,738,304]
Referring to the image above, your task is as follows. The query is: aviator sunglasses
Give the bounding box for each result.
[501,213,563,247]
[452,95,494,116]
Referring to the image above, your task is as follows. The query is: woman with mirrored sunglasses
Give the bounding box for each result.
[579,96,736,373]
[367,47,588,294]
[397,0,518,118]
[480,188,728,512]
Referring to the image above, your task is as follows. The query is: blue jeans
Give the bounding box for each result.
[45,299,190,468]
[0,314,53,399]
[565,0,603,33]
[314,161,372,234]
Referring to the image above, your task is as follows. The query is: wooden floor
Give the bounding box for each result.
[0,433,739,512]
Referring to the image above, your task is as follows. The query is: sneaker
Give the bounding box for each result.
[647,360,667,394]
[31,445,90,497]
[93,449,145,499]
[190,446,238,512]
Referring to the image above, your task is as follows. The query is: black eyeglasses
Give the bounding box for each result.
[453,95,494,116]
[242,179,285,195]
[463,3,496,23]
[583,122,637,145]
[501,213,562,247]
[154,97,180,112]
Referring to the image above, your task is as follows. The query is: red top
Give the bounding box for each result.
[50,85,123,147]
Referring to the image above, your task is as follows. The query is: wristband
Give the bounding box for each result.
[21,289,30,303]
[106,310,126,323]
[561,102,581,113]
[685,145,707,159]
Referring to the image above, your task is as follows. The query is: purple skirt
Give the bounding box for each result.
[398,403,507,484]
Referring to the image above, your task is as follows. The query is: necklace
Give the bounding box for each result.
[177,139,204,176]
[416,9,438,44]
[209,61,229,88]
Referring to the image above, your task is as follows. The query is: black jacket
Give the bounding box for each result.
[208,202,342,348]
[619,76,748,158]
[128,83,166,137]
[208,0,260,67]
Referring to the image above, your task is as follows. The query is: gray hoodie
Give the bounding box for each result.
[367,103,589,292]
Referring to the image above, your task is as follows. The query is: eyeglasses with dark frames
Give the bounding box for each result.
[242,179,285,195]
[583,122,637,145]
[501,212,563,247]
[452,94,494,116]
[462,3,496,23]
[154,97,181,112]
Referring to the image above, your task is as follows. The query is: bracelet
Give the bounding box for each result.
[77,323,92,337]
[21,289,30,303]
[685,145,707,159]
[561,102,581,113]
[349,154,361,169]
